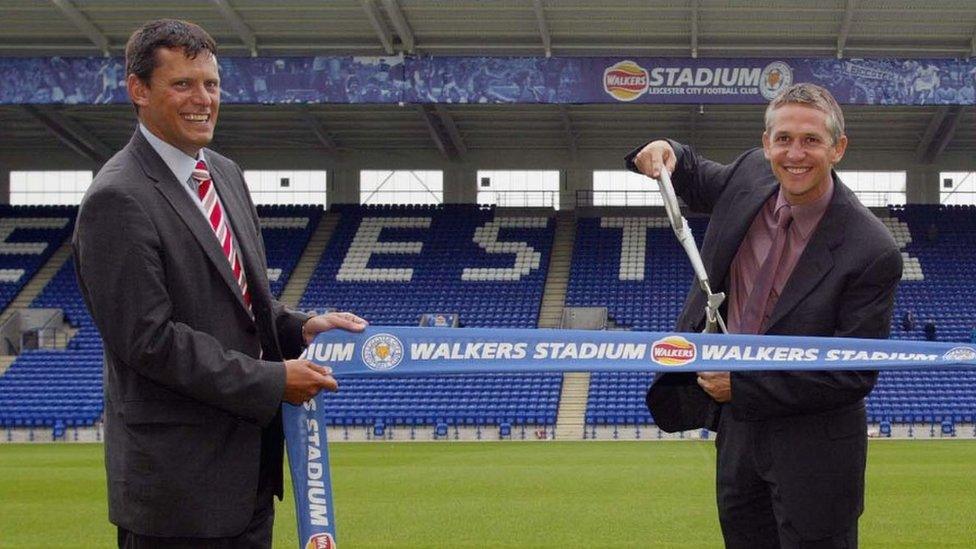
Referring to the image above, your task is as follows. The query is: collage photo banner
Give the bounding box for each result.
[1,56,974,106]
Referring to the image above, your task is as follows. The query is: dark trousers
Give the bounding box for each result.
[714,405,866,549]
[118,480,275,549]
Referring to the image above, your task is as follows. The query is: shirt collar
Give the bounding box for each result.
[139,123,207,187]
[775,176,834,240]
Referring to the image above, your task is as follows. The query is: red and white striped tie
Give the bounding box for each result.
[192,160,252,311]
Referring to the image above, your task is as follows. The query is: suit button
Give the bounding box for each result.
[246,325,257,334]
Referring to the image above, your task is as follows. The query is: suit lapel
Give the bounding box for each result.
[765,181,849,331]
[129,131,253,316]
[710,179,779,288]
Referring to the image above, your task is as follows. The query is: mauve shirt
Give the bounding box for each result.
[727,178,834,334]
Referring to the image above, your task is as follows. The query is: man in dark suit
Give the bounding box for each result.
[627,84,902,548]
[73,20,366,547]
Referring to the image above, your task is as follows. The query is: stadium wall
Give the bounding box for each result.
[0,148,971,207]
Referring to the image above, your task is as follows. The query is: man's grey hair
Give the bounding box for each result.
[764,83,845,144]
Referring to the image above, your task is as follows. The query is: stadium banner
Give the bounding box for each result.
[283,326,976,546]
[2,55,973,106]
[0,55,405,105]
[404,56,976,105]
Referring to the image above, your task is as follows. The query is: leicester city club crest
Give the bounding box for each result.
[759,61,793,100]
[362,333,404,371]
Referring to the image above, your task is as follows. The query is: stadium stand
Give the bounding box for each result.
[566,216,706,332]
[868,204,976,426]
[302,204,561,432]
[302,204,553,328]
[572,207,976,431]
[2,204,974,437]
[0,206,321,433]
[0,205,75,317]
[320,373,562,432]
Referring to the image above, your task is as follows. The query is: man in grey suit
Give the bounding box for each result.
[627,84,902,548]
[73,19,365,547]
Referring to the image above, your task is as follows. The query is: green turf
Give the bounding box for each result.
[1,440,974,547]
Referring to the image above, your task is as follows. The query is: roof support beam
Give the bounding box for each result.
[210,0,258,56]
[836,0,856,59]
[433,105,466,157]
[970,24,976,57]
[690,0,699,59]
[50,0,111,57]
[22,105,113,164]
[914,106,964,163]
[381,0,415,53]
[533,0,552,58]
[361,0,395,54]
[416,105,451,159]
[557,105,578,159]
[922,106,963,163]
[914,107,948,162]
[298,107,338,156]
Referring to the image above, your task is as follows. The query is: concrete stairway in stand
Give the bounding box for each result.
[537,210,575,329]
[0,241,75,350]
[279,211,339,309]
[554,372,591,440]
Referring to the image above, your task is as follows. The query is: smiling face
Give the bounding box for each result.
[127,46,220,157]
[762,103,847,205]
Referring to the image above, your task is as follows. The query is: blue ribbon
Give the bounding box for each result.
[283,326,976,547]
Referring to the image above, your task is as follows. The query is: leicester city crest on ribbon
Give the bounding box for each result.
[361,333,404,371]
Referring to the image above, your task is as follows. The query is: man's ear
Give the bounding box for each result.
[831,134,849,165]
[127,74,149,109]
[761,131,771,160]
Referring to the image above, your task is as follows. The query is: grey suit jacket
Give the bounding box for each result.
[73,129,309,537]
[626,140,903,432]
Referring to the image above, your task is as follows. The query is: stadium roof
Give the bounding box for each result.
[0,1,974,166]
[3,0,975,58]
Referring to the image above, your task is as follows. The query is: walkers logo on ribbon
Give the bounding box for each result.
[604,60,650,101]
[306,533,335,549]
[651,336,697,366]
[361,333,404,371]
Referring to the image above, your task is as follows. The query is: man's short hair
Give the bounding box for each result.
[125,19,217,84]
[764,83,845,144]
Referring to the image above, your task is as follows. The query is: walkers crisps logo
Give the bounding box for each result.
[306,533,335,549]
[604,60,649,101]
[651,336,697,366]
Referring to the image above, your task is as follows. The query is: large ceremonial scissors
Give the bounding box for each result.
[656,168,728,334]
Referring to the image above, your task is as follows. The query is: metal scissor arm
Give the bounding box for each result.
[656,169,728,334]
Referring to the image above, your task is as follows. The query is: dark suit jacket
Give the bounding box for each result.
[626,140,903,432]
[73,130,309,537]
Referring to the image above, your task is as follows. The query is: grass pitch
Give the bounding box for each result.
[1,440,974,548]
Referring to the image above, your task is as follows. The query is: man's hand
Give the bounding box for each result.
[632,140,677,179]
[283,360,337,405]
[697,371,731,403]
[302,311,368,346]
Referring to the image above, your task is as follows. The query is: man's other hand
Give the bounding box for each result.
[697,371,731,403]
[283,360,337,404]
[302,311,368,346]
[633,139,677,179]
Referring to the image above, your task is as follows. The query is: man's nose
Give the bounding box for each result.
[190,83,212,106]
[786,140,805,159]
